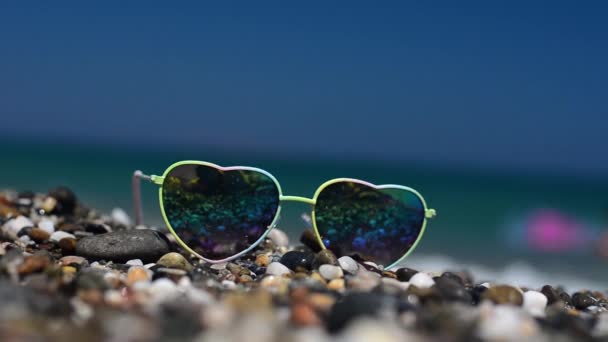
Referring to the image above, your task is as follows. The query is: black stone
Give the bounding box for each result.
[326,293,386,333]
[279,251,314,271]
[470,285,488,305]
[542,285,572,306]
[75,229,171,263]
[434,276,472,303]
[83,222,112,234]
[440,272,467,286]
[572,292,597,310]
[48,186,77,215]
[395,267,418,282]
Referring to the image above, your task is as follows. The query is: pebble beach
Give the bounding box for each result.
[1,187,607,342]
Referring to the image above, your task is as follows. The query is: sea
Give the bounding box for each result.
[1,139,607,290]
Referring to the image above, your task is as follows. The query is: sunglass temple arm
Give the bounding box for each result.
[132,170,157,226]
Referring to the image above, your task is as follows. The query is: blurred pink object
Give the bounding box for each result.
[526,209,588,251]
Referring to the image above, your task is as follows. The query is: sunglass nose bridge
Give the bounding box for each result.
[279,195,315,205]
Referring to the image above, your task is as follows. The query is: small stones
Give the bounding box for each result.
[523,291,548,316]
[409,272,435,289]
[60,255,88,267]
[37,219,55,235]
[312,249,338,269]
[338,256,358,274]
[319,264,343,280]
[156,252,193,272]
[327,292,384,333]
[2,216,34,237]
[279,251,314,271]
[266,262,292,276]
[572,292,597,310]
[482,285,524,305]
[75,229,171,263]
[50,231,76,243]
[290,302,321,326]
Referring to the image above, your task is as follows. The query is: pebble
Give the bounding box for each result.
[17,253,51,275]
[126,259,144,266]
[28,227,50,242]
[268,228,289,247]
[395,267,418,282]
[482,285,524,305]
[58,237,77,254]
[300,229,323,252]
[50,231,76,243]
[156,252,193,271]
[60,255,88,267]
[319,264,343,280]
[338,256,358,274]
[523,291,548,316]
[75,229,171,263]
[541,285,571,305]
[328,278,345,291]
[572,292,597,310]
[291,302,321,326]
[313,249,338,269]
[127,266,151,285]
[266,262,292,276]
[37,219,55,235]
[381,277,410,291]
[255,254,270,267]
[3,216,34,237]
[47,187,77,215]
[409,272,435,289]
[111,208,132,226]
[434,276,471,302]
[280,251,314,271]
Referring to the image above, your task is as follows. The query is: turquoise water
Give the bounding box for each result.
[2,139,607,283]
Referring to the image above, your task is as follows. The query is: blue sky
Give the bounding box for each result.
[1,1,607,175]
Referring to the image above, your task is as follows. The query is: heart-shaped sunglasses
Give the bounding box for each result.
[132,161,436,269]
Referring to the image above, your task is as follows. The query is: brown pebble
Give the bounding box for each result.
[28,228,50,243]
[157,252,193,271]
[238,274,253,283]
[482,285,524,305]
[300,229,323,252]
[59,237,77,254]
[313,249,338,269]
[57,222,82,233]
[255,254,270,267]
[382,270,397,279]
[60,255,88,267]
[127,266,150,286]
[78,289,104,305]
[310,272,327,285]
[17,254,50,275]
[291,302,321,326]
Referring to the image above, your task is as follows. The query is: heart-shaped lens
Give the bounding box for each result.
[313,180,426,268]
[161,163,280,261]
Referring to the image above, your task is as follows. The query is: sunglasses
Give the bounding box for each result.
[132,161,436,269]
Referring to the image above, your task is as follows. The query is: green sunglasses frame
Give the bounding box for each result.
[133,160,436,269]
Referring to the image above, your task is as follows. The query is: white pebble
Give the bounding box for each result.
[266,262,292,276]
[409,272,435,289]
[222,280,237,289]
[37,219,55,235]
[382,277,410,291]
[50,231,76,242]
[319,264,344,280]
[268,228,289,247]
[3,216,34,235]
[523,291,548,317]
[126,259,143,266]
[478,303,539,340]
[111,208,132,226]
[338,256,359,274]
[144,263,156,269]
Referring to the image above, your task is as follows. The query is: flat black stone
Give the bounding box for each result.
[395,267,418,282]
[75,229,171,263]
